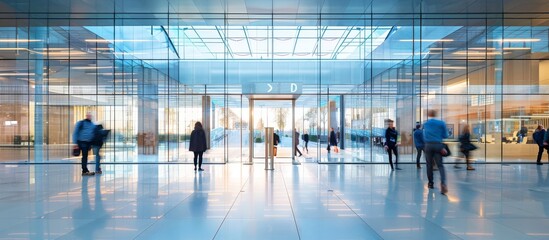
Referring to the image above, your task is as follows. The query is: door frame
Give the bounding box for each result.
[246,98,300,165]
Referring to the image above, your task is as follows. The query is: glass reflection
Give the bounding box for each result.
[0,15,547,165]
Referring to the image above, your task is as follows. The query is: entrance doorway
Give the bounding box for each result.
[248,99,297,163]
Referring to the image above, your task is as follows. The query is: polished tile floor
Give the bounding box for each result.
[0,162,548,239]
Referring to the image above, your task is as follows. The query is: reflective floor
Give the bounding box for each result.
[0,162,548,239]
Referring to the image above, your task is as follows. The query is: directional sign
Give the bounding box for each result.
[243,82,302,95]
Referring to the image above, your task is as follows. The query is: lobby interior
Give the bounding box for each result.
[1,0,549,239]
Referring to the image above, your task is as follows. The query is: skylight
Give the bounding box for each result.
[168,26,392,59]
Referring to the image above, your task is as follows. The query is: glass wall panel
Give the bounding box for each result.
[0,9,547,166]
[502,95,549,162]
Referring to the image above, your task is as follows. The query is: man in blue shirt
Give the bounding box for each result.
[413,123,424,169]
[423,110,449,194]
[73,112,97,176]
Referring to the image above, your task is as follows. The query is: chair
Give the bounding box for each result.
[506,131,518,142]
[487,134,494,143]
[481,134,493,143]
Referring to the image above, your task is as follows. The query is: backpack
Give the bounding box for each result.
[92,125,110,145]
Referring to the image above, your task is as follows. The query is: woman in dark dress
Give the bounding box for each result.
[189,121,207,171]
[459,124,476,170]
[328,127,337,153]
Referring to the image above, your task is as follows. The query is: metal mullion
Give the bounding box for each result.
[242,26,253,57]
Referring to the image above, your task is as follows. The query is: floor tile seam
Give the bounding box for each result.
[418,204,467,240]
[54,218,150,240]
[477,218,539,239]
[39,198,127,220]
[393,192,492,219]
[211,172,252,240]
[497,201,549,216]
[279,166,302,240]
[449,218,537,239]
[375,201,430,219]
[328,193,384,239]
[130,190,199,239]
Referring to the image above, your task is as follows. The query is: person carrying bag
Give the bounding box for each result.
[273,132,280,157]
[73,112,98,176]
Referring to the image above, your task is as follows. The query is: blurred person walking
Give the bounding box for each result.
[423,110,449,195]
[302,131,309,153]
[328,127,338,153]
[534,125,548,165]
[73,112,97,176]
[294,129,303,157]
[458,124,476,170]
[413,123,424,169]
[273,130,281,156]
[91,123,110,174]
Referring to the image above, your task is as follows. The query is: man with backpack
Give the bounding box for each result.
[73,112,97,176]
[73,112,110,176]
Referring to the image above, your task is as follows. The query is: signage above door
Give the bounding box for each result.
[243,82,302,95]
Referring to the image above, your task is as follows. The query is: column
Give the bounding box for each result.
[138,68,159,155]
[397,96,415,154]
[30,25,45,162]
[292,99,300,165]
[292,99,295,160]
[211,102,216,130]
[202,96,211,149]
[246,98,254,164]
[339,95,345,150]
[328,100,338,141]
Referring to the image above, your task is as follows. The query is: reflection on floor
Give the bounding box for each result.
[0,141,540,163]
[1,163,549,239]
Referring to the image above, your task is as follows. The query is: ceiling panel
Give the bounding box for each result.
[1,0,548,14]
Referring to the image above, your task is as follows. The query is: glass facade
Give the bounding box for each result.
[1,5,549,164]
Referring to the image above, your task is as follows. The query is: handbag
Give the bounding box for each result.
[273,146,278,156]
[72,145,81,156]
[441,143,451,157]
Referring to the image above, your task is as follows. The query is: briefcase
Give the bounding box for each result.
[72,145,80,156]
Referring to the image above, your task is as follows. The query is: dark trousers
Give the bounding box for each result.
[193,151,204,168]
[78,141,92,173]
[303,141,309,152]
[295,145,303,156]
[425,143,446,185]
[387,145,398,170]
[537,145,549,162]
[416,147,423,165]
